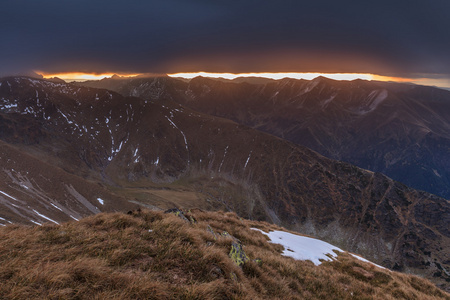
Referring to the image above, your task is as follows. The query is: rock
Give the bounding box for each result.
[206,225,217,240]
[164,208,189,222]
[229,241,249,266]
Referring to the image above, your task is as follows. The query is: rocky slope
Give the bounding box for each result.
[1,76,449,290]
[0,140,133,226]
[83,75,450,199]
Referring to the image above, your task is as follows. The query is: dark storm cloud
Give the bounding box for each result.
[1,0,450,77]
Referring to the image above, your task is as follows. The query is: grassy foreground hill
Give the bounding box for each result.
[0,209,448,299]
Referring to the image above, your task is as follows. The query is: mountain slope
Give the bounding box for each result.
[82,75,450,199]
[0,140,134,226]
[1,209,448,299]
[1,76,449,290]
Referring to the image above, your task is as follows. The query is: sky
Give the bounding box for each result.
[1,0,450,87]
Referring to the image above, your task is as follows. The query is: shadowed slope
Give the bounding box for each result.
[0,140,133,225]
[82,76,450,199]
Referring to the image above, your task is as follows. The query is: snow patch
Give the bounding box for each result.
[97,198,104,205]
[252,228,384,269]
[218,146,229,172]
[33,209,59,225]
[433,169,441,178]
[0,216,11,224]
[165,116,190,165]
[0,190,18,201]
[252,228,339,265]
[30,220,42,226]
[244,151,252,169]
[58,109,73,124]
[50,203,63,211]
[0,103,18,110]
[349,254,386,269]
[132,148,141,163]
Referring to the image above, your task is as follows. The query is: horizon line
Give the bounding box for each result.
[36,71,450,89]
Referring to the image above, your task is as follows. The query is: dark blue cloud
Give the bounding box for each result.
[1,0,449,77]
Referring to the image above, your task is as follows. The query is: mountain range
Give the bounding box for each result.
[81,75,450,200]
[0,76,449,290]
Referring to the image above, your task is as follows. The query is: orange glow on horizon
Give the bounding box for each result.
[169,72,450,89]
[37,71,450,89]
[38,72,140,82]
[371,74,414,82]
[168,72,375,81]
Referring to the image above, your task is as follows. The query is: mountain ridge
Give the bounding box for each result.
[79,75,450,199]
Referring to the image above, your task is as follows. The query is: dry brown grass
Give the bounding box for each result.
[0,209,448,299]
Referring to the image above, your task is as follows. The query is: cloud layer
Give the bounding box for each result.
[2,0,450,78]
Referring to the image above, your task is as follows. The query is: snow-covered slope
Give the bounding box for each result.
[252,228,385,269]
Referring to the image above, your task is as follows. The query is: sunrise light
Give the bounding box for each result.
[38,72,140,82]
[35,71,450,89]
[167,72,450,88]
[168,72,374,81]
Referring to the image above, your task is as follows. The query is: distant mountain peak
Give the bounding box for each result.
[47,77,66,84]
[312,75,330,81]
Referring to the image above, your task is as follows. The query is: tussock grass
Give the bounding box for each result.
[0,209,448,299]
